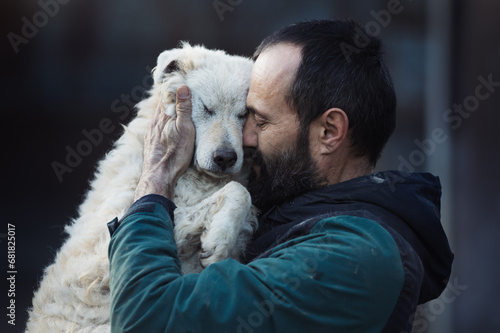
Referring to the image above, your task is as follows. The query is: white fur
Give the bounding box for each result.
[26,43,258,332]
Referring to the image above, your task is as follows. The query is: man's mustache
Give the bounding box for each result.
[243,147,259,161]
[244,147,266,168]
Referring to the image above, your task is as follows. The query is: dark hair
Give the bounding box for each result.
[253,19,396,166]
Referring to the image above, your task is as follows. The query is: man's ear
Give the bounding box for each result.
[318,108,349,155]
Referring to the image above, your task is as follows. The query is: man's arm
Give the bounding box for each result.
[109,195,405,332]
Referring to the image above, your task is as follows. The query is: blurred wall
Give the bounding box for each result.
[452,0,500,331]
[0,0,498,332]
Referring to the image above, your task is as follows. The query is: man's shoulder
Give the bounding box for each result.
[265,215,405,278]
[312,214,397,239]
[286,214,405,265]
[310,215,404,262]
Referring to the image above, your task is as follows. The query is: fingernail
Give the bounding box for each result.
[177,85,190,99]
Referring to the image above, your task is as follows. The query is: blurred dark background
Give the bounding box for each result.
[1,0,499,332]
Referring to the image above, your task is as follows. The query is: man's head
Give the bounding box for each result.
[243,19,396,212]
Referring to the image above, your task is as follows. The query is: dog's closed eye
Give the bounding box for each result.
[237,109,249,120]
[203,104,215,116]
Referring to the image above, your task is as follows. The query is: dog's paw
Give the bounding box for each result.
[199,240,231,268]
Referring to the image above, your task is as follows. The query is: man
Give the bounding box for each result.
[108,19,453,332]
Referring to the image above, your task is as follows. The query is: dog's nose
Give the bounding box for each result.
[213,149,237,170]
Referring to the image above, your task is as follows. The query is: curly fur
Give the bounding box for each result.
[26,43,258,332]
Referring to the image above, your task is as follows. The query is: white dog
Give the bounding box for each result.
[26,43,258,332]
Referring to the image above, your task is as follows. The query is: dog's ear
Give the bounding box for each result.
[154,43,199,84]
[164,60,180,74]
[152,42,205,116]
[154,52,185,83]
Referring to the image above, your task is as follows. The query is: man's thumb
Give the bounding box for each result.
[176,85,192,119]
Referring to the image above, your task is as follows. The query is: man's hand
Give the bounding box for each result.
[134,85,195,201]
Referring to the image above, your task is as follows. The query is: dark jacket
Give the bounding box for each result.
[108,171,453,332]
[244,170,454,331]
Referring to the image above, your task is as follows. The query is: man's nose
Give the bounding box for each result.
[243,116,258,148]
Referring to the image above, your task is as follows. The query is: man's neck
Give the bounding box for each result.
[323,155,373,186]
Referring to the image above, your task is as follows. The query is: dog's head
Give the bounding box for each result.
[150,42,253,178]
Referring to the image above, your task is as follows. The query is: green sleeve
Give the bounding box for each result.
[109,201,405,333]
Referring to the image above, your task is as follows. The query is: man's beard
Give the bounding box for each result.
[247,128,327,213]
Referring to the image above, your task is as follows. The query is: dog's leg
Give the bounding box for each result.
[174,191,230,274]
[198,181,256,268]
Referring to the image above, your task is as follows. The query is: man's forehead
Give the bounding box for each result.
[251,43,302,94]
[247,43,302,116]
